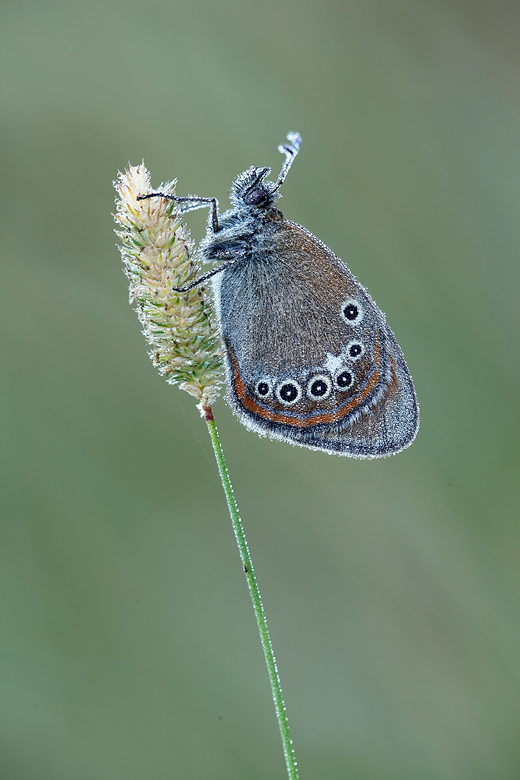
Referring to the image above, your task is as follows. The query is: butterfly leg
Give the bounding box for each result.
[137,192,220,233]
[137,190,244,292]
[165,258,241,293]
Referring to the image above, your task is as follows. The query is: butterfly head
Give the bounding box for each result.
[230,166,278,210]
[229,132,302,213]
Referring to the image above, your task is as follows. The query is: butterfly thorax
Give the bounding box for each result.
[200,202,285,268]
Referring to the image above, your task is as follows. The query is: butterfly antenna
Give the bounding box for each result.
[273,132,302,191]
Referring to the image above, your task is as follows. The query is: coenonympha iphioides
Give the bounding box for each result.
[138,133,419,457]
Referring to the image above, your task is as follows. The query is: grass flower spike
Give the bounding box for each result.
[113,163,222,410]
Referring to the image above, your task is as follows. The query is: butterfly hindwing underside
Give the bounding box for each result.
[212,214,418,458]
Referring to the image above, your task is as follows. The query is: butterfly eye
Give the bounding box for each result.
[341,299,364,325]
[276,380,302,405]
[245,187,268,206]
[334,370,353,390]
[307,375,332,400]
[347,340,364,360]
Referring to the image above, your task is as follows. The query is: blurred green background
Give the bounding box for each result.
[2,1,520,778]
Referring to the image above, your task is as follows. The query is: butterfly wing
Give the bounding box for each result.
[214,219,419,458]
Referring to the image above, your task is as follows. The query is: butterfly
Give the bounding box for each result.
[139,133,419,457]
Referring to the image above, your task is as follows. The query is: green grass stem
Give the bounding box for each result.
[203,405,299,780]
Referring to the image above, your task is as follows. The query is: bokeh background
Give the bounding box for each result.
[2,1,520,778]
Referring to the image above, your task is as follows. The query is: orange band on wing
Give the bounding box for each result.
[229,337,382,429]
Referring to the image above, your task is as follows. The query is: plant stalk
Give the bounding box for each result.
[203,405,299,780]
